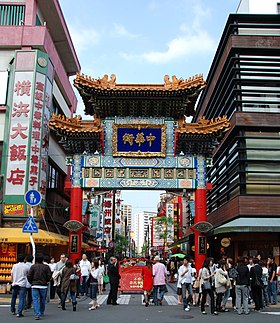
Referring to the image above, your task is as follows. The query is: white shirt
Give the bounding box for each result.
[178,264,192,284]
[80,259,91,276]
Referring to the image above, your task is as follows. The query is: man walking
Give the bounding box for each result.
[107,256,121,305]
[53,253,67,306]
[152,256,167,306]
[25,254,33,310]
[10,253,29,317]
[79,253,91,296]
[178,256,193,311]
[27,253,52,320]
[267,256,278,305]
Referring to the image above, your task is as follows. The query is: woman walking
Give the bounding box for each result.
[98,259,105,295]
[200,259,218,315]
[89,259,103,310]
[142,260,153,307]
[214,259,228,312]
[60,260,78,311]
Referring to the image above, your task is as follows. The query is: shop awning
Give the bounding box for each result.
[167,236,190,249]
[211,218,280,235]
[0,228,69,245]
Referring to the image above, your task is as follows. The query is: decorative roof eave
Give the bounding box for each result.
[49,113,103,134]
[73,73,207,118]
[176,115,231,137]
[74,73,207,92]
[175,116,231,155]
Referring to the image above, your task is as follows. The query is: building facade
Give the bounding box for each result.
[195,0,280,261]
[0,0,80,278]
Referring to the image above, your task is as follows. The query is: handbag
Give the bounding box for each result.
[226,278,231,289]
[216,272,227,285]
[103,274,110,284]
[202,281,211,290]
[193,279,199,289]
[69,274,79,280]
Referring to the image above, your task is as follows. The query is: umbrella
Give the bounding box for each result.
[172,253,186,258]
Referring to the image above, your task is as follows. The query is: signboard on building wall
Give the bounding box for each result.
[6,70,35,195]
[166,203,174,243]
[152,217,164,248]
[103,196,113,245]
[4,50,52,212]
[38,63,53,202]
[89,204,100,230]
[198,236,206,254]
[4,204,24,216]
[70,234,79,253]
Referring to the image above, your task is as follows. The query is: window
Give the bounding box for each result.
[0,5,25,26]
[47,162,66,192]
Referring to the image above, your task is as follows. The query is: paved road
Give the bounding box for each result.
[1,285,280,323]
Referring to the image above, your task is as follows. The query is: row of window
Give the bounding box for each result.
[207,132,280,213]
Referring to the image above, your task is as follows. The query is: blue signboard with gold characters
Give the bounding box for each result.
[112,124,166,157]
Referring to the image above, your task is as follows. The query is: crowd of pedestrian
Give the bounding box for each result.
[9,251,280,319]
[167,253,279,315]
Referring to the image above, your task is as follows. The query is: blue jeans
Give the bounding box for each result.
[80,276,89,295]
[181,283,193,309]
[153,285,165,305]
[11,286,26,314]
[32,288,48,317]
[89,282,98,300]
[268,280,277,304]
[61,291,77,308]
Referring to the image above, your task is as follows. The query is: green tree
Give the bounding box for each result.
[114,233,129,258]
[155,215,174,255]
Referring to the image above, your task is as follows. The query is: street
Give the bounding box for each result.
[1,284,280,323]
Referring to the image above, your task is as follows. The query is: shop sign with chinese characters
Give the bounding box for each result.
[103,196,113,243]
[4,204,24,216]
[5,51,52,206]
[6,71,34,195]
[0,244,17,258]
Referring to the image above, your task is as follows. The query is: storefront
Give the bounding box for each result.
[0,228,88,284]
[209,218,280,263]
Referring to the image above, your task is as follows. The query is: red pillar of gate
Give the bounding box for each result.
[69,187,82,262]
[194,188,207,271]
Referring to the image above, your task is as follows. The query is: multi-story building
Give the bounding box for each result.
[121,203,132,236]
[132,211,156,255]
[0,0,80,276]
[195,0,280,261]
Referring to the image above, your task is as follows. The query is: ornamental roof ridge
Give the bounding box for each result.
[49,113,103,133]
[74,72,206,92]
[176,115,230,135]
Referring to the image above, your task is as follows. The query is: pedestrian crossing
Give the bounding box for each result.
[89,294,179,306]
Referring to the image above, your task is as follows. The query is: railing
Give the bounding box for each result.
[0,4,25,26]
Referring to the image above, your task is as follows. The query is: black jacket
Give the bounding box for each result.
[27,263,52,286]
[236,264,250,286]
[250,264,263,288]
[107,262,121,284]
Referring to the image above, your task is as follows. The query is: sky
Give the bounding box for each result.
[58,0,241,213]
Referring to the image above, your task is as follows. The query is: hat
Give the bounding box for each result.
[154,256,160,261]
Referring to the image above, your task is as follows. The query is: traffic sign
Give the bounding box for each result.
[22,216,38,233]
[108,241,115,248]
[24,190,42,206]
